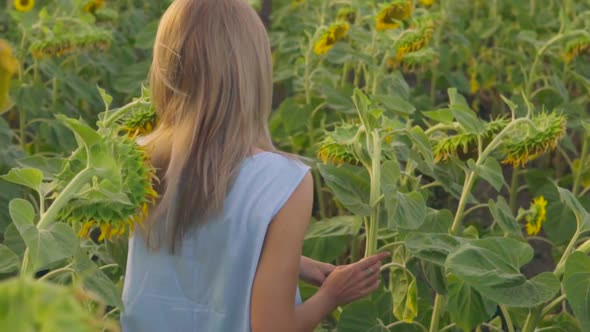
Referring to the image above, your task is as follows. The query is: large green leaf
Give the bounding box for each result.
[421,261,447,295]
[468,158,506,192]
[405,233,464,266]
[73,250,124,308]
[56,115,101,148]
[317,164,371,216]
[390,268,418,322]
[387,192,427,230]
[447,275,497,332]
[418,209,453,234]
[305,216,363,240]
[563,252,590,331]
[448,88,485,134]
[9,199,78,271]
[337,298,379,332]
[558,187,590,232]
[446,237,560,307]
[0,168,43,193]
[423,108,454,124]
[488,197,523,237]
[0,245,19,274]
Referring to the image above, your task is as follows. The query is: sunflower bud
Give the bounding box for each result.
[376,0,413,31]
[501,112,566,167]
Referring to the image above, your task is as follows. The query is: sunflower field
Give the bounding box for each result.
[1,0,590,331]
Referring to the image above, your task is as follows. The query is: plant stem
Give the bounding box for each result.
[366,130,382,258]
[500,305,515,332]
[429,294,444,332]
[508,167,520,213]
[39,265,75,281]
[313,168,327,220]
[577,238,590,254]
[521,307,541,332]
[541,294,566,316]
[37,168,95,230]
[450,172,476,234]
[573,132,588,196]
[555,230,581,276]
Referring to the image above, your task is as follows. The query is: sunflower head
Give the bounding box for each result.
[337,7,357,24]
[420,0,435,6]
[57,134,158,242]
[396,23,435,60]
[433,118,509,163]
[313,21,350,55]
[501,112,567,168]
[565,36,590,64]
[0,39,19,111]
[525,196,548,235]
[376,0,413,31]
[30,30,111,59]
[399,48,438,73]
[83,0,105,14]
[317,136,359,166]
[118,102,157,138]
[14,0,34,13]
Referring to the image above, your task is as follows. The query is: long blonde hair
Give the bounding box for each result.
[141,0,275,250]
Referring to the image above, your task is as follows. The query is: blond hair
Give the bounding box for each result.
[141,0,275,250]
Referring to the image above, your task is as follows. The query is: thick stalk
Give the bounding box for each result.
[521,307,541,332]
[22,168,95,274]
[365,131,382,257]
[554,229,581,276]
[573,133,588,196]
[500,305,515,332]
[450,172,476,234]
[508,167,520,213]
[429,294,444,332]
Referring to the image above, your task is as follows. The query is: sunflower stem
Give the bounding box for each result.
[555,229,581,276]
[428,294,444,332]
[572,132,588,196]
[500,305,515,332]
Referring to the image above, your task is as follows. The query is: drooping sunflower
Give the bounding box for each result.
[30,30,111,59]
[376,0,413,31]
[565,37,590,64]
[118,102,157,138]
[58,134,158,242]
[525,196,547,236]
[433,118,508,163]
[316,135,359,166]
[337,6,357,24]
[0,39,19,111]
[83,0,105,14]
[14,0,34,12]
[501,112,566,167]
[313,21,350,55]
[420,0,434,6]
[398,47,438,73]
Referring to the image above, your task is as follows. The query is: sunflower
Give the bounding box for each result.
[317,135,358,165]
[313,22,350,55]
[501,112,566,167]
[14,0,34,12]
[376,0,413,31]
[420,0,434,6]
[337,7,357,24]
[0,39,19,111]
[83,0,105,14]
[58,134,158,242]
[525,196,547,236]
[119,102,157,138]
[30,30,111,59]
[565,37,590,64]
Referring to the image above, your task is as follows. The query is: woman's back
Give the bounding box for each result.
[121,152,310,332]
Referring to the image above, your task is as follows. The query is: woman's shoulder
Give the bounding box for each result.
[243,151,311,174]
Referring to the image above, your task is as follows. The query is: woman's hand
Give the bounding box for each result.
[300,257,335,287]
[317,252,390,308]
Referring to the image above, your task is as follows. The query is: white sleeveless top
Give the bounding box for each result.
[120,152,311,332]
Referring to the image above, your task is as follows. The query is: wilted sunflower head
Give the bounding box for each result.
[501,112,566,168]
[399,48,438,73]
[396,23,435,61]
[565,36,590,64]
[0,39,19,111]
[30,29,111,59]
[118,102,157,138]
[376,0,413,31]
[525,196,547,236]
[14,0,34,12]
[317,135,359,166]
[83,0,105,14]
[57,134,158,242]
[313,21,350,55]
[337,7,357,24]
[433,118,508,163]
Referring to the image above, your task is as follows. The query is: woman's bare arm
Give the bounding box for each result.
[251,172,388,332]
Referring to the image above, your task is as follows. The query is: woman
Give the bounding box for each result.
[121,0,388,331]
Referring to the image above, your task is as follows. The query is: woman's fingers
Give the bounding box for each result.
[357,252,390,270]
